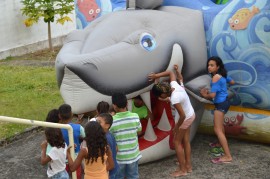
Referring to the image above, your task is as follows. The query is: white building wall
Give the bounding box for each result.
[0,0,76,59]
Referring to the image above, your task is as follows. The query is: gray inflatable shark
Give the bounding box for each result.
[56,1,210,163]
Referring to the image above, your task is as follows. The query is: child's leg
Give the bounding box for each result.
[213,110,232,161]
[115,163,126,179]
[170,129,187,177]
[183,127,192,172]
[125,160,139,179]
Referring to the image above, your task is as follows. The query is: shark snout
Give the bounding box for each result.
[64,43,183,96]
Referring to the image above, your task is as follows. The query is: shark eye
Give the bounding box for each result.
[140,33,156,51]
[96,9,100,13]
[228,18,233,23]
[234,19,239,24]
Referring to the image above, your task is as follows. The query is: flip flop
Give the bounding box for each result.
[211,157,232,164]
[209,147,224,157]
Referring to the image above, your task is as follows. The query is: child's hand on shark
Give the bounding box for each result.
[148,72,157,81]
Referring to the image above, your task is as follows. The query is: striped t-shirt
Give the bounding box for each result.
[110,111,142,164]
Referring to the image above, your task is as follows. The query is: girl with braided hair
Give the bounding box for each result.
[149,68,195,177]
[67,121,114,179]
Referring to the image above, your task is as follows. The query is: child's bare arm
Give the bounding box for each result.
[158,97,171,103]
[106,146,114,171]
[40,141,51,165]
[146,109,154,120]
[229,79,235,85]
[173,103,186,133]
[174,64,183,85]
[148,70,176,82]
[67,146,86,172]
[75,114,84,124]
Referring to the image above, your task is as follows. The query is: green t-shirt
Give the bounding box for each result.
[110,111,142,164]
[131,99,148,119]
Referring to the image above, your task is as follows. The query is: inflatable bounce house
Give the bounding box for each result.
[56,0,270,163]
[162,0,270,144]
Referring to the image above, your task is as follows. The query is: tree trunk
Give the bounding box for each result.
[48,21,53,51]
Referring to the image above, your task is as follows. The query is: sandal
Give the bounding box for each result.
[209,142,221,148]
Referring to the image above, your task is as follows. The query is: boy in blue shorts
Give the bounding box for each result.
[58,104,85,179]
[97,113,119,179]
[110,93,142,179]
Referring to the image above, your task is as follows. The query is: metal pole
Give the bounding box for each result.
[0,116,77,179]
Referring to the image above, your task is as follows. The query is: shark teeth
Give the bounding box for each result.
[127,99,133,111]
[144,118,157,141]
[157,109,171,131]
[140,91,152,112]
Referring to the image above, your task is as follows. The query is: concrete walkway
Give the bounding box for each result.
[0,130,269,179]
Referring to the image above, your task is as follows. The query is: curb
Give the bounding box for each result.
[0,126,43,147]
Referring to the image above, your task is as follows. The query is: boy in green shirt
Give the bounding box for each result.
[110,93,142,179]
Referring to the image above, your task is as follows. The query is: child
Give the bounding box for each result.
[97,101,110,114]
[109,105,116,116]
[41,127,68,179]
[45,109,60,155]
[200,56,235,164]
[149,69,195,177]
[97,113,119,179]
[110,93,142,179]
[156,64,183,103]
[131,95,153,121]
[58,104,85,179]
[89,101,110,121]
[46,109,60,123]
[67,121,114,179]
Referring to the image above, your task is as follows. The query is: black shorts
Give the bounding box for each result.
[214,98,230,114]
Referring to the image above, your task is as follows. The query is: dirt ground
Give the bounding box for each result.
[0,124,269,179]
[0,47,60,66]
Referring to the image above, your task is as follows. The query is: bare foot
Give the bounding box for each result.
[220,156,233,162]
[170,170,187,177]
[186,167,192,173]
[211,156,232,164]
[185,165,192,173]
[175,165,190,173]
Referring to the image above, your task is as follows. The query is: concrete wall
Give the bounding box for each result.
[0,0,76,59]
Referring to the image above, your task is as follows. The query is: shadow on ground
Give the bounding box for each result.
[0,129,269,179]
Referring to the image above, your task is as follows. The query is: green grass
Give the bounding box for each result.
[0,65,63,139]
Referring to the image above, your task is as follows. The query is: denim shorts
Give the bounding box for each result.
[51,170,69,179]
[214,98,230,114]
[109,172,117,179]
[116,160,139,179]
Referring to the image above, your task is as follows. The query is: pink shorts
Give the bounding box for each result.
[179,113,195,129]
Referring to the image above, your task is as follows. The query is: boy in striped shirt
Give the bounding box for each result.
[110,93,142,179]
